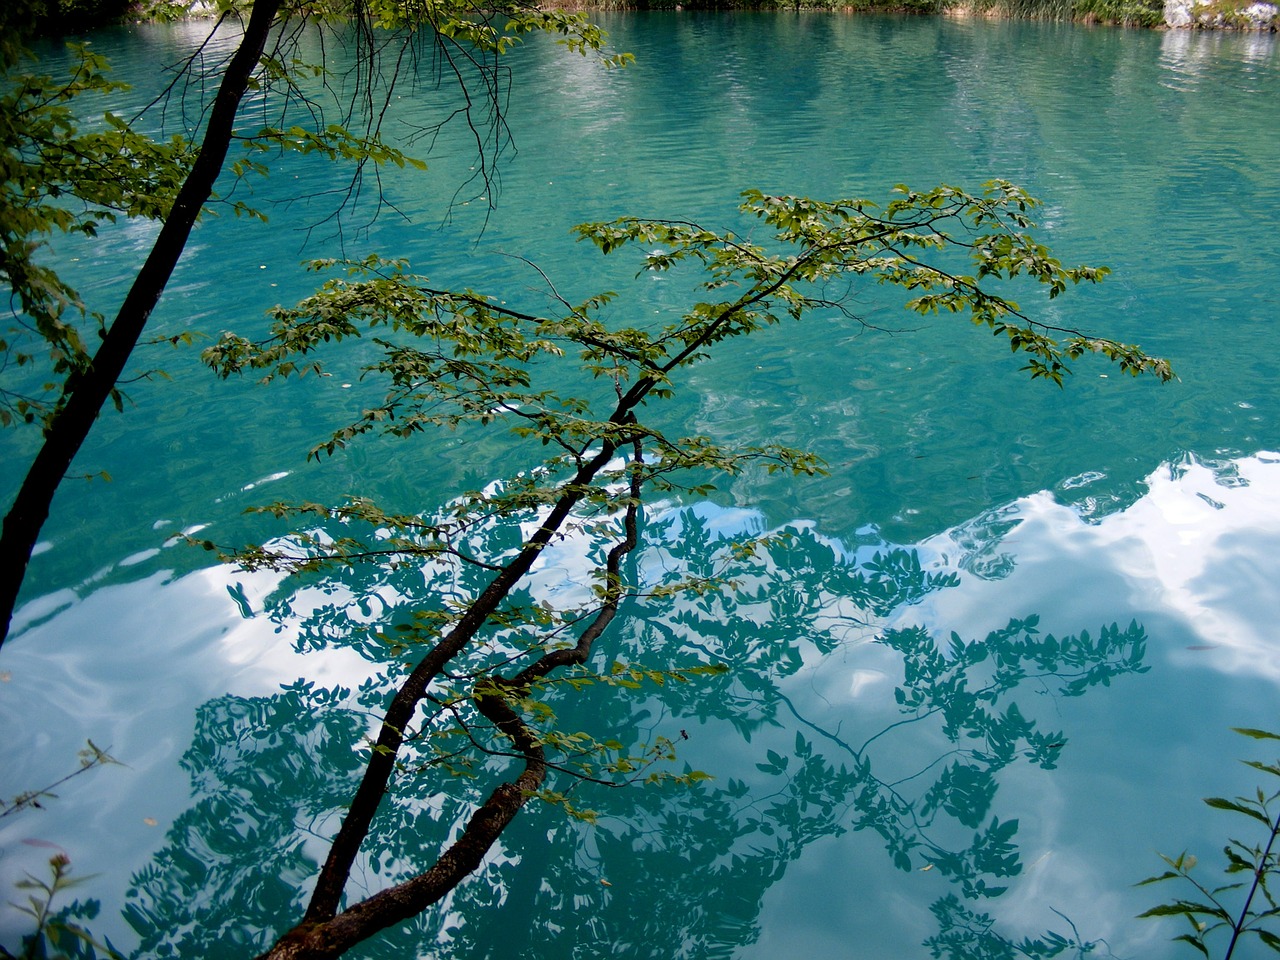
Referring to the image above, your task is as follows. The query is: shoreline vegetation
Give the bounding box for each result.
[537,0,1277,28]
[28,0,1280,32]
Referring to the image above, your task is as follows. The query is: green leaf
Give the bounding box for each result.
[1172,934,1211,957]
[1205,796,1273,826]
[1234,728,1280,742]
[1257,928,1280,951]
[1136,870,1184,886]
[1138,904,1206,919]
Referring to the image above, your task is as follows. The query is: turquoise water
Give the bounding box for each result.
[2,12,1280,958]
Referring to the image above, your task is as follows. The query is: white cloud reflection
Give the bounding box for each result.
[6,451,1280,952]
[898,451,1280,682]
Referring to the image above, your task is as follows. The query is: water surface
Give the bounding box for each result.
[1,13,1279,959]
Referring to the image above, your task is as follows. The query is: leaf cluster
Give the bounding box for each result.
[187,182,1172,956]
[1,856,123,960]
[0,41,194,428]
[205,182,1171,578]
[1,0,634,435]
[1139,728,1280,959]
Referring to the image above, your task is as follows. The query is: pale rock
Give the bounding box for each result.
[1164,0,1276,26]
[1243,0,1279,22]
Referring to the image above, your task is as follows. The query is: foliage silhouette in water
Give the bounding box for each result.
[182,184,1176,955]
[121,508,1151,957]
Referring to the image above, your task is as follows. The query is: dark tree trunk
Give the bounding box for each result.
[0,0,283,647]
[259,438,646,960]
[260,757,547,960]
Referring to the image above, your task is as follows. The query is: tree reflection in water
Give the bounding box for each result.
[124,507,1148,958]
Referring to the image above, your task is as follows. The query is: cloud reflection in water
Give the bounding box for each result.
[4,452,1280,956]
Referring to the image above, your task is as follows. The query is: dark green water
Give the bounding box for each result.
[2,12,1279,958]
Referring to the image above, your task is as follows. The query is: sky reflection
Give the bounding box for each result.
[902,451,1280,682]
[4,452,1280,955]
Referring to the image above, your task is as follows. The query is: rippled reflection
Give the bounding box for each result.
[105,498,1151,959]
[9,442,1280,956]
[911,451,1280,681]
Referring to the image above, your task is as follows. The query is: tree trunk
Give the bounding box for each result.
[261,438,646,960]
[260,694,549,960]
[0,0,283,646]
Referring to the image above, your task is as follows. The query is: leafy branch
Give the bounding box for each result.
[190,181,1179,959]
[0,740,121,820]
[1,855,122,960]
[1139,727,1280,958]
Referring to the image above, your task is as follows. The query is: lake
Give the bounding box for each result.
[1,11,1279,959]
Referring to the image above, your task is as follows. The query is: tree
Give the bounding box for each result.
[185,182,1170,958]
[25,0,138,35]
[0,0,629,645]
[0,0,281,642]
[0,6,1175,956]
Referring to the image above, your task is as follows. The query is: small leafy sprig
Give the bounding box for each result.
[1138,728,1280,958]
[1,854,122,960]
[0,741,120,820]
